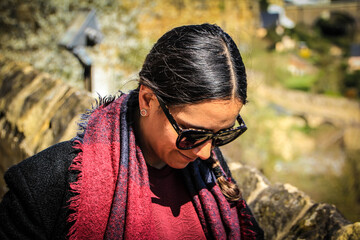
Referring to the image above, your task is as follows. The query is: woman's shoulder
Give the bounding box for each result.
[1,140,78,239]
[6,141,77,181]
[3,140,79,208]
[3,140,79,211]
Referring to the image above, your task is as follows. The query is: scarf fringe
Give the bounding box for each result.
[75,92,124,142]
[66,94,128,240]
[67,140,84,238]
[68,93,121,238]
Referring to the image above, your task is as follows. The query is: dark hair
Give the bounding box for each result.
[139,23,247,106]
[133,23,246,201]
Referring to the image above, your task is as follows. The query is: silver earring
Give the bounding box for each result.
[140,109,148,117]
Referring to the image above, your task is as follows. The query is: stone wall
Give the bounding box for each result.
[0,54,94,195]
[0,55,359,239]
[229,162,360,239]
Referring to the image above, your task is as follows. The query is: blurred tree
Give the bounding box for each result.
[315,11,356,38]
[259,0,269,12]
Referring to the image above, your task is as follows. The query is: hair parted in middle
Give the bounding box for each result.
[130,23,246,202]
[139,23,247,106]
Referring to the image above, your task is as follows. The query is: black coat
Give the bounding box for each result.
[0,141,78,240]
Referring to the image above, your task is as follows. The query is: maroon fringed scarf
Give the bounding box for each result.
[68,92,259,239]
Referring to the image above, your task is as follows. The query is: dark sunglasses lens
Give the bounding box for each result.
[214,129,246,146]
[177,131,211,149]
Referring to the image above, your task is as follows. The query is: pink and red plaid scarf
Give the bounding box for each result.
[67,92,258,239]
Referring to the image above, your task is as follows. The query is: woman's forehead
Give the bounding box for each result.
[170,99,243,131]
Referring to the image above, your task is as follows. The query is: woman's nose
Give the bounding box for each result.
[192,140,213,160]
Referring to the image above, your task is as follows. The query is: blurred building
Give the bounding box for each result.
[348,44,360,72]
[284,0,330,5]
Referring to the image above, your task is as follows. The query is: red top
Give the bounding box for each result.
[148,165,206,240]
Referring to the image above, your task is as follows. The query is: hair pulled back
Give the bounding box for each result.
[134,23,246,202]
[139,23,247,106]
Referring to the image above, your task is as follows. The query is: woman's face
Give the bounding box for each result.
[138,86,243,169]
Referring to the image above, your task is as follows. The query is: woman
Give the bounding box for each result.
[0,24,264,239]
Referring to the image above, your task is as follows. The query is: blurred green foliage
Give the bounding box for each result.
[262,13,359,99]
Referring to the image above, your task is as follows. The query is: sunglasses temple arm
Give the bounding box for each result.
[157,98,182,134]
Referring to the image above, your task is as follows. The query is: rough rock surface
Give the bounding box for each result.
[229,162,359,239]
[0,54,93,195]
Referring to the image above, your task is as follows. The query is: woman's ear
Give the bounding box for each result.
[138,85,156,111]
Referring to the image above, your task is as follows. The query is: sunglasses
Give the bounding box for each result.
[157,97,247,150]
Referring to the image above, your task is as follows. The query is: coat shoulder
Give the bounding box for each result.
[0,141,78,239]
